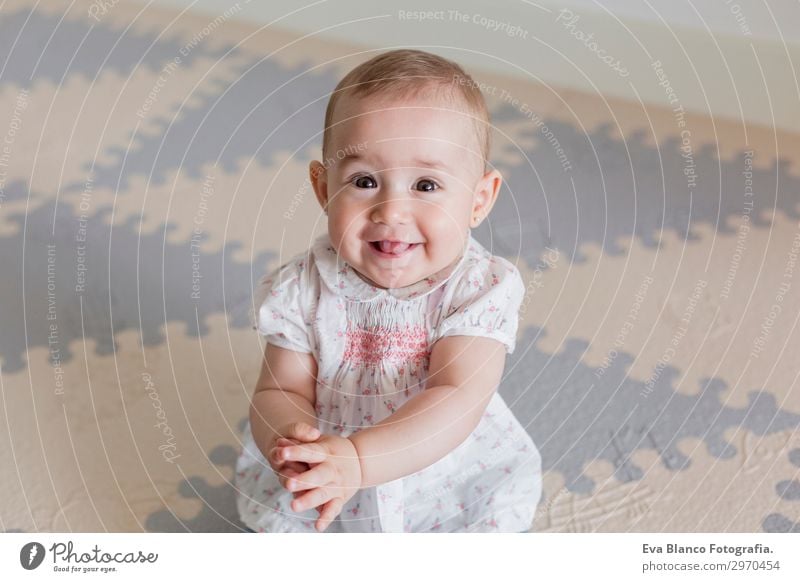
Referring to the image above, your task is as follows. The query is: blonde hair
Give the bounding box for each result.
[322,49,491,169]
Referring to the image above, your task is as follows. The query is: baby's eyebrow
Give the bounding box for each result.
[339,153,364,165]
[409,158,449,170]
[338,153,449,171]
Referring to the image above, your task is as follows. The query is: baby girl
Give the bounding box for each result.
[235,49,542,533]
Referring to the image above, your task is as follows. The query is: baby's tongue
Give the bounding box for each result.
[379,240,410,254]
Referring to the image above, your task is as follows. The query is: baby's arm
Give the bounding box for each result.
[274,335,506,529]
[250,343,319,460]
[349,335,506,487]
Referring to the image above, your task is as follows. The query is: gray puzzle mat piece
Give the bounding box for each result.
[0,7,231,87]
[499,326,800,496]
[0,181,272,373]
[762,514,800,533]
[478,104,799,272]
[145,443,247,532]
[64,56,341,193]
[146,418,248,532]
[762,448,800,532]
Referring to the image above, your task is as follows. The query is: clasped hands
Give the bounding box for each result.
[267,422,362,532]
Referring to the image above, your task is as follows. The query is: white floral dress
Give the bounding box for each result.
[235,230,542,532]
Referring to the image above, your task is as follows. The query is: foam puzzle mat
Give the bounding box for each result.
[1,0,798,533]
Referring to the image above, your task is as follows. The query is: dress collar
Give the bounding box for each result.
[312,231,471,302]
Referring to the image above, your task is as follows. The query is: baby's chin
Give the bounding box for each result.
[354,267,417,290]
[342,243,423,289]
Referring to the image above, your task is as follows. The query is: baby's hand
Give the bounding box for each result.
[272,434,362,532]
[266,422,321,499]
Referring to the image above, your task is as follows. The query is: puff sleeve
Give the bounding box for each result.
[252,258,314,354]
[434,255,526,354]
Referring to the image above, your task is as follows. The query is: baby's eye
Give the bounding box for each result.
[352,175,377,189]
[415,179,438,192]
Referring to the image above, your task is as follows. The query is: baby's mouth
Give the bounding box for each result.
[368,240,420,256]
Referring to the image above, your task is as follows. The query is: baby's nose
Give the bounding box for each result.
[369,192,413,225]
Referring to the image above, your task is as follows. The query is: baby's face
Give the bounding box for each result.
[310,93,501,290]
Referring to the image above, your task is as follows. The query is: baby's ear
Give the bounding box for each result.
[309,160,325,180]
[471,169,502,228]
[309,160,329,212]
[309,160,326,184]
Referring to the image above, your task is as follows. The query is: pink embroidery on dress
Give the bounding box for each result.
[343,323,428,367]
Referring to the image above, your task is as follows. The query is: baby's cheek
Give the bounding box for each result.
[435,201,471,229]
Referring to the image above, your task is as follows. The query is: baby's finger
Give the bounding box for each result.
[316,498,344,532]
[276,463,306,490]
[276,437,300,447]
[280,442,327,464]
[284,460,310,473]
[268,445,295,469]
[276,437,301,447]
[285,463,335,493]
[283,422,320,442]
[268,446,285,468]
[291,486,334,514]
